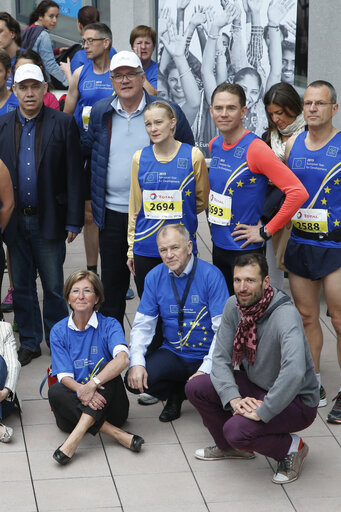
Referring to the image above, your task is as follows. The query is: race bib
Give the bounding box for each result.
[208,190,232,226]
[143,189,182,219]
[82,106,92,131]
[292,208,328,233]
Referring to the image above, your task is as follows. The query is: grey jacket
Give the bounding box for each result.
[211,289,319,423]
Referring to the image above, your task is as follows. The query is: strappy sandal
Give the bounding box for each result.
[0,423,13,443]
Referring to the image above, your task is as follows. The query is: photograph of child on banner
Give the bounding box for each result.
[157,0,297,157]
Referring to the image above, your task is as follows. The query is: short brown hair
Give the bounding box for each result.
[130,25,156,48]
[211,82,246,108]
[0,12,21,46]
[64,270,104,311]
[78,6,100,27]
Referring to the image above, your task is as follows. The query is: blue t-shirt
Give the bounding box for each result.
[144,60,158,88]
[133,143,198,257]
[288,131,341,248]
[74,60,113,128]
[50,313,127,384]
[71,46,117,74]
[138,258,229,361]
[209,132,268,251]
[0,93,18,116]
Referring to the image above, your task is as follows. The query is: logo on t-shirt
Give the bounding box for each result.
[83,80,95,90]
[144,172,158,184]
[292,158,306,169]
[326,146,339,158]
[177,158,188,169]
[191,295,199,303]
[210,157,220,168]
[234,147,245,158]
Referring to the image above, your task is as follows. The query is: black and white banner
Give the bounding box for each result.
[157,0,298,157]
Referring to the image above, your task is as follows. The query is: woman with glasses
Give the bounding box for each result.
[48,270,144,465]
[22,0,68,88]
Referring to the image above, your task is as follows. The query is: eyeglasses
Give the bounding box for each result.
[110,71,143,82]
[81,38,105,46]
[70,288,95,296]
[303,101,334,108]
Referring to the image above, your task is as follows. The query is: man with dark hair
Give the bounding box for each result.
[126,224,229,422]
[207,82,308,294]
[83,50,194,328]
[284,80,341,422]
[186,253,319,485]
[0,12,22,87]
[0,63,84,366]
[70,8,116,74]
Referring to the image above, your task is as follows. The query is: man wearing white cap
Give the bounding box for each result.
[83,50,194,327]
[0,63,84,366]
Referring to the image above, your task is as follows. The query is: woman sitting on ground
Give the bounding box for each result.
[48,270,144,465]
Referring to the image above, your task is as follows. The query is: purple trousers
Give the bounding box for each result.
[186,372,317,461]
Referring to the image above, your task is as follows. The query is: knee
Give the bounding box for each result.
[223,417,250,450]
[185,374,212,405]
[47,382,63,406]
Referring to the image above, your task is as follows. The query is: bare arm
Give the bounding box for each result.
[63,66,82,115]
[0,160,14,232]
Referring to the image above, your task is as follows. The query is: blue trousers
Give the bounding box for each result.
[8,215,68,351]
[125,348,202,400]
[0,355,15,419]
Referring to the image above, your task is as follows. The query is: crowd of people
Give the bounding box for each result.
[0,0,340,489]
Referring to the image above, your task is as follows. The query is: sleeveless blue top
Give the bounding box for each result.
[209,132,268,250]
[133,143,198,257]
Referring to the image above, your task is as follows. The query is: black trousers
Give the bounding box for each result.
[212,244,265,295]
[125,348,202,400]
[48,375,129,436]
[99,209,130,327]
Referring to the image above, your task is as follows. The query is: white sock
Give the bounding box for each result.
[316,373,321,387]
[288,434,301,454]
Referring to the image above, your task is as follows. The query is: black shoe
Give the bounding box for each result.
[129,434,144,452]
[17,348,41,366]
[159,392,184,422]
[53,446,72,465]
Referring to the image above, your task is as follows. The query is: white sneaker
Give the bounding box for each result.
[0,423,13,443]
[137,393,159,405]
[195,445,255,461]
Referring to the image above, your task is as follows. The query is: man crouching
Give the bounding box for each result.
[186,253,319,484]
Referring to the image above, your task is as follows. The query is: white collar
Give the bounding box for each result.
[111,93,146,116]
[68,311,98,331]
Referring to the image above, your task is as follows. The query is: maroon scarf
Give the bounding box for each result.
[232,286,274,366]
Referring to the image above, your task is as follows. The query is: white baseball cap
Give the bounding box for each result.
[110,51,142,72]
[14,63,45,84]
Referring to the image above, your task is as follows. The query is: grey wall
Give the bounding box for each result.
[110,0,156,52]
[308,0,341,127]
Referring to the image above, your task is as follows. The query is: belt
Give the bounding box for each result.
[20,207,38,216]
[292,225,341,242]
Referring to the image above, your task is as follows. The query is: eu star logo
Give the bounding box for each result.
[292,158,306,169]
[144,172,158,184]
[211,157,220,168]
[326,146,339,158]
[234,147,245,159]
[177,158,188,169]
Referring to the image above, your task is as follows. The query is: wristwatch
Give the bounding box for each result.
[259,226,272,241]
[92,376,101,387]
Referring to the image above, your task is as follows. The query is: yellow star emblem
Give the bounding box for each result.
[185,190,191,196]
[202,326,205,330]
[183,323,187,326]
[249,177,256,184]
[199,342,202,346]
[324,186,331,194]
[228,187,234,195]
[203,337,206,341]
[334,219,340,227]
[192,344,196,348]
[334,178,340,185]
[236,221,240,226]
[179,221,184,225]
[237,180,244,187]
[321,198,327,205]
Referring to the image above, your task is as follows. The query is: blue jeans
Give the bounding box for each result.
[0,355,14,419]
[8,214,68,352]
